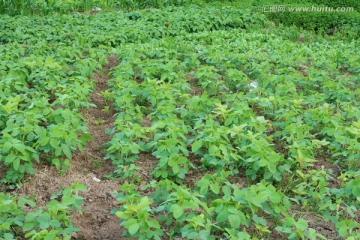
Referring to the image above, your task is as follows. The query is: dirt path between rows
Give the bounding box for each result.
[70,54,123,240]
[17,55,125,240]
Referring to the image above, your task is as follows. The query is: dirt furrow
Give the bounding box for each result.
[70,54,123,240]
[17,55,125,240]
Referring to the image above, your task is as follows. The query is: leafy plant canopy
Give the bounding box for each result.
[0,2,359,239]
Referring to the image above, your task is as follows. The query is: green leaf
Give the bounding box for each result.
[39,136,50,147]
[25,231,36,238]
[237,231,251,239]
[192,140,202,152]
[228,214,241,228]
[13,157,20,171]
[4,154,16,164]
[222,185,231,196]
[296,218,308,231]
[128,223,140,235]
[172,164,180,174]
[216,211,228,223]
[62,144,72,159]
[269,192,281,204]
[268,162,276,173]
[80,133,93,143]
[39,220,50,229]
[44,233,56,240]
[129,144,139,154]
[72,182,87,191]
[210,183,220,194]
[253,214,267,226]
[26,165,36,174]
[13,143,26,155]
[170,204,184,219]
[147,219,160,229]
[187,232,198,239]
[23,222,35,231]
[3,141,13,153]
[61,196,75,205]
[350,179,360,197]
[50,138,58,148]
[209,145,218,155]
[258,158,268,167]
[3,233,14,240]
[49,220,61,228]
[336,221,347,237]
[19,198,36,207]
[124,218,136,227]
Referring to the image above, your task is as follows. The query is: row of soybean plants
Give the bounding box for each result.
[107,29,359,239]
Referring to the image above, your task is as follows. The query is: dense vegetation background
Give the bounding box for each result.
[1,0,359,37]
[0,0,359,239]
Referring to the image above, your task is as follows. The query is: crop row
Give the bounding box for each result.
[0,5,359,239]
[0,6,271,239]
[0,6,268,46]
[106,30,359,238]
[0,5,266,185]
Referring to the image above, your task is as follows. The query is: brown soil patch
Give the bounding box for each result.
[291,210,339,240]
[313,158,341,189]
[135,153,157,179]
[71,54,124,240]
[78,54,118,177]
[17,166,123,240]
[187,71,203,96]
[141,116,152,127]
[16,54,127,240]
[182,153,207,187]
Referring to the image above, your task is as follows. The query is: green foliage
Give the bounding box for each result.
[102,7,359,239]
[0,0,235,15]
[116,0,193,11]
[0,183,86,239]
[252,0,360,36]
[114,173,331,239]
[0,0,115,15]
[0,43,104,185]
[311,0,359,10]
[114,185,163,239]
[1,0,359,38]
[267,10,360,36]
[0,3,359,239]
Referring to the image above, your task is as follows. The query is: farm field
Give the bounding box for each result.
[0,3,359,240]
